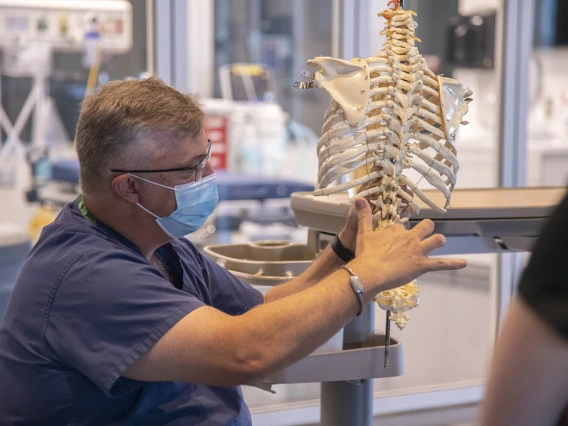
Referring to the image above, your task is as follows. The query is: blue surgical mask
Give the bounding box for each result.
[130,173,219,238]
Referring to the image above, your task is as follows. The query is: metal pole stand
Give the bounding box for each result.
[321,379,373,426]
[321,304,375,426]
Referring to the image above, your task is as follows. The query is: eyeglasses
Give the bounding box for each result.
[110,139,212,182]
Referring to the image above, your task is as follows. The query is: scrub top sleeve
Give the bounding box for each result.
[44,249,205,396]
[518,191,568,341]
[199,252,264,315]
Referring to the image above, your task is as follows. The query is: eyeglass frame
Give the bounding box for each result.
[110,139,212,182]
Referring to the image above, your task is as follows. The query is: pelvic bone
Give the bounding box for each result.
[295,6,472,329]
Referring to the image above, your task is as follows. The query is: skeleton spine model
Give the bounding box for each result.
[295,2,472,330]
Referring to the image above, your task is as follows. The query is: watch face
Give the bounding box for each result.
[350,276,365,293]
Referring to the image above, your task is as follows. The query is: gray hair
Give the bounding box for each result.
[76,77,205,193]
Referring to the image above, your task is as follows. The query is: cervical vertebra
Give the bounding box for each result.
[295,5,472,329]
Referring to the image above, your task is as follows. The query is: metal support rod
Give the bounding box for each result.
[495,0,536,334]
[343,303,375,344]
[154,0,172,86]
[498,0,534,188]
[173,0,188,92]
[321,379,373,426]
[145,0,155,76]
[321,303,375,425]
[384,310,391,368]
[319,1,391,422]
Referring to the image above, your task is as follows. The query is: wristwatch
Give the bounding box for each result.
[340,265,365,316]
[331,234,355,263]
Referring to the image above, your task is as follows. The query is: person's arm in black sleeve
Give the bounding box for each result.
[480,296,568,426]
[481,192,568,426]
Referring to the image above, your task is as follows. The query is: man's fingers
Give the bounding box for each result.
[346,201,358,227]
[354,198,373,234]
[411,219,435,239]
[426,257,467,272]
[421,234,446,254]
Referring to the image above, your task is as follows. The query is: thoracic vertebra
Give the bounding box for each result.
[295,6,472,329]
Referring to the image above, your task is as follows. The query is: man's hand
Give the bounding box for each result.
[350,198,466,294]
[338,188,415,253]
[337,201,359,252]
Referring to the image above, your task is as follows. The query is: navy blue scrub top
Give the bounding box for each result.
[0,197,263,425]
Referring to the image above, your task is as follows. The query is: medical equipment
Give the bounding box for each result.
[219,63,277,103]
[203,99,293,177]
[0,0,132,162]
[204,240,315,286]
[0,1,131,53]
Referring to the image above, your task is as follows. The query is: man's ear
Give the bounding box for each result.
[111,174,140,204]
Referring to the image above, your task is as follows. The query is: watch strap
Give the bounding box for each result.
[331,235,355,263]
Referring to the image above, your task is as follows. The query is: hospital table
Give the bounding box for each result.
[252,187,565,426]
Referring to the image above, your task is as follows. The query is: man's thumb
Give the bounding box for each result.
[355,198,372,233]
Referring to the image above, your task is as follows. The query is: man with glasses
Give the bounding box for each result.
[0,77,466,425]
[110,139,215,239]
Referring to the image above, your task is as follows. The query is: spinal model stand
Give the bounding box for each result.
[295,1,472,366]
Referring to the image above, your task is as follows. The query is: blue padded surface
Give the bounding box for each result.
[51,161,314,201]
[0,241,31,325]
[51,159,80,184]
[215,171,313,201]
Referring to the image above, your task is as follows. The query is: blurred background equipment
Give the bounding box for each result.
[0,0,134,241]
[0,0,132,159]
[0,1,135,325]
[447,12,496,70]
[219,62,277,102]
[0,0,133,218]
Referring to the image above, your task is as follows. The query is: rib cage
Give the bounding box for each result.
[299,8,472,230]
[295,6,472,329]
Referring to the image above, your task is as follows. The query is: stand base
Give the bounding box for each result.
[260,334,403,385]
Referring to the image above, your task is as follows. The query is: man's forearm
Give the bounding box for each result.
[263,243,345,303]
[237,258,377,379]
[125,257,379,387]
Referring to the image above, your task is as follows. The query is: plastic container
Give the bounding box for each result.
[203,240,344,353]
[201,99,288,174]
[203,240,315,281]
